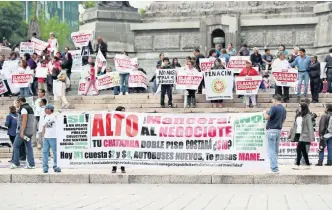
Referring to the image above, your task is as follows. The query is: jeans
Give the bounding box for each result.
[42,138,57,171]
[297,71,309,97]
[13,134,35,167]
[113,86,120,95]
[9,135,26,161]
[267,129,281,172]
[120,73,129,94]
[20,87,30,97]
[319,137,332,164]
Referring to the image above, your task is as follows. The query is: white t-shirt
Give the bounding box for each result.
[296,116,303,134]
[21,108,28,115]
[34,98,47,117]
[43,114,56,138]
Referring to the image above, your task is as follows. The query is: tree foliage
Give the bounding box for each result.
[0,2,28,45]
[82,1,96,9]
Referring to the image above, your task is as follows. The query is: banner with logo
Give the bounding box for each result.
[12,72,33,88]
[0,79,8,95]
[156,69,176,85]
[235,76,262,95]
[199,58,215,72]
[204,69,234,100]
[19,42,34,57]
[31,37,49,55]
[35,67,48,78]
[176,70,203,90]
[56,111,268,170]
[129,71,148,89]
[114,54,138,73]
[71,31,93,48]
[69,50,83,72]
[272,68,298,87]
[227,56,250,74]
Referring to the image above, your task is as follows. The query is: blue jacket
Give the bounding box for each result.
[291,55,311,72]
[219,54,230,65]
[5,113,17,137]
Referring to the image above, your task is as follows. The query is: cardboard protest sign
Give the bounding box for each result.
[176,70,203,90]
[272,68,297,87]
[156,69,176,85]
[227,56,250,74]
[35,67,48,78]
[235,75,262,95]
[77,80,97,96]
[2,60,19,79]
[56,111,268,171]
[12,72,33,88]
[0,79,8,95]
[114,54,138,73]
[204,69,234,100]
[69,50,83,72]
[19,42,34,57]
[199,58,215,72]
[129,71,148,89]
[71,31,93,48]
[31,37,48,55]
[95,50,107,73]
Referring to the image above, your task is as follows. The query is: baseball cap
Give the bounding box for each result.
[45,104,54,111]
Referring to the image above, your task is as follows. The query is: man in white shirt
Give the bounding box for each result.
[41,104,61,173]
[34,89,47,149]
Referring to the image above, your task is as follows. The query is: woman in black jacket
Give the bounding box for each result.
[309,56,321,103]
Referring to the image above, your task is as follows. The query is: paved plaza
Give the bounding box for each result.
[1,184,332,210]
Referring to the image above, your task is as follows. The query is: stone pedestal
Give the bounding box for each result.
[80,5,141,53]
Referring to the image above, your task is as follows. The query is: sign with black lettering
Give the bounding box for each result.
[156,69,176,85]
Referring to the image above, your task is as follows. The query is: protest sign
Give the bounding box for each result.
[19,42,34,57]
[0,79,8,95]
[69,50,83,72]
[235,75,262,95]
[56,111,268,170]
[114,54,138,73]
[35,67,48,78]
[77,80,98,96]
[71,31,93,48]
[12,73,33,88]
[204,69,234,100]
[2,60,19,79]
[80,64,90,80]
[31,37,49,55]
[129,71,148,89]
[199,58,215,72]
[97,73,113,90]
[227,56,250,73]
[95,50,107,73]
[156,69,176,85]
[272,68,297,87]
[176,70,203,90]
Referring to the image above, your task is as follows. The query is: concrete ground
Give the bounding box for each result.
[1,184,332,210]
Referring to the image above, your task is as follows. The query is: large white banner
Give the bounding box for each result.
[176,70,203,90]
[227,56,250,74]
[272,68,298,87]
[71,31,93,48]
[31,37,49,55]
[129,71,148,89]
[114,54,138,73]
[204,69,234,100]
[19,42,35,57]
[56,111,268,170]
[2,60,19,79]
[69,50,83,72]
[235,76,262,95]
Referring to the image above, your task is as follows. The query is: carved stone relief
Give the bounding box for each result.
[201,2,214,10]
[266,31,293,46]
[154,35,180,49]
[248,1,262,7]
[240,31,264,46]
[295,31,315,45]
[228,1,238,7]
[273,1,287,6]
[181,34,200,49]
[134,36,153,50]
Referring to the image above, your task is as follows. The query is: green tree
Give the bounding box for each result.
[0,2,28,46]
[37,11,72,50]
[82,1,96,9]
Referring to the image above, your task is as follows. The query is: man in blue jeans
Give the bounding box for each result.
[41,104,61,173]
[316,104,332,166]
[10,97,35,169]
[263,94,287,173]
[290,48,311,103]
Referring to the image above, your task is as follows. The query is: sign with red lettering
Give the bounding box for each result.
[114,54,138,73]
[176,70,203,90]
[235,76,262,95]
[272,68,298,87]
[11,72,33,88]
[227,56,250,74]
[56,112,268,170]
[19,42,34,57]
[31,37,48,55]
[71,31,93,48]
[0,79,8,95]
[199,58,215,72]
[129,71,148,89]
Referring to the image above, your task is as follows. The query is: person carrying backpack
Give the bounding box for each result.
[316,104,332,166]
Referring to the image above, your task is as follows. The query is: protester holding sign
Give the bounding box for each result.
[17,60,31,97]
[193,48,205,94]
[316,104,332,166]
[308,56,321,103]
[272,51,292,103]
[239,60,259,108]
[185,60,199,108]
[118,51,131,95]
[83,62,99,96]
[159,57,173,108]
[210,58,226,107]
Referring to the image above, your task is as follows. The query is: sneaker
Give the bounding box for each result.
[168,104,173,108]
[315,162,323,166]
[53,167,61,173]
[10,164,18,169]
[267,170,279,174]
[24,165,35,169]
[121,166,126,173]
[112,166,117,173]
[43,170,48,173]
[125,92,129,95]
